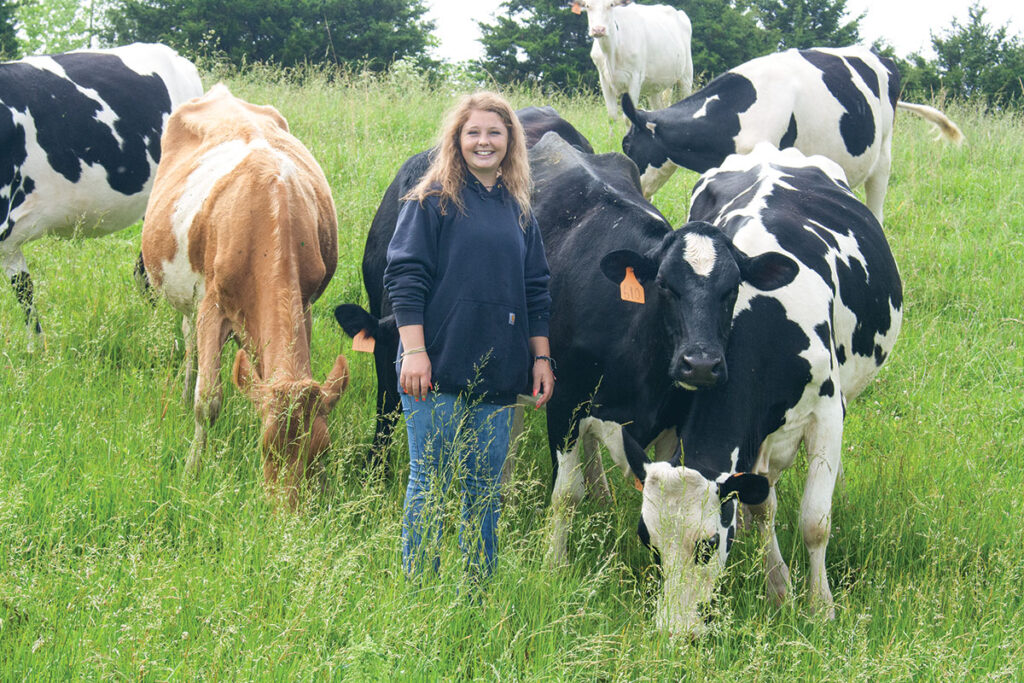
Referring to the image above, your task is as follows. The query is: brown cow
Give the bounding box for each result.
[141,84,348,506]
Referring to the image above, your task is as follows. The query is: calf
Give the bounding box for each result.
[577,0,693,120]
[1,43,203,337]
[142,85,348,507]
[621,45,964,222]
[618,143,902,636]
[334,108,595,470]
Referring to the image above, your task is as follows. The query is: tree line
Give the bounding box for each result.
[2,0,1021,108]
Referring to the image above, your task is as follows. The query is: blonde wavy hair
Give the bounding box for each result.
[404,91,532,228]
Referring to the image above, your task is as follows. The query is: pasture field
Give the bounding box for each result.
[1,65,1022,680]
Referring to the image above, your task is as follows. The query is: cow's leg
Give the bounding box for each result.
[4,249,43,340]
[599,77,621,121]
[545,439,586,566]
[578,418,613,504]
[186,298,231,476]
[649,89,669,111]
[747,484,790,606]
[800,409,843,619]
[747,429,803,605]
[864,144,892,224]
[181,315,197,403]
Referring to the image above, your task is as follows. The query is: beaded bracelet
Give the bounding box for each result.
[534,355,557,370]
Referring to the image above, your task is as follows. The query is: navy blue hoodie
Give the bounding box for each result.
[384,178,551,404]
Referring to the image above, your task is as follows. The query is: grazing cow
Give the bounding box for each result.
[333,108,594,470]
[530,133,798,565]
[0,43,203,337]
[613,143,902,636]
[621,45,964,222]
[577,0,693,120]
[141,85,348,507]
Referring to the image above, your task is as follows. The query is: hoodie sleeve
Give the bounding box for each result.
[523,212,551,338]
[384,199,440,328]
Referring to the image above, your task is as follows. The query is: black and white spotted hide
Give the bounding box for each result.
[1,43,203,337]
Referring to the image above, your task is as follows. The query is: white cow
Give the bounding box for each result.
[578,0,693,120]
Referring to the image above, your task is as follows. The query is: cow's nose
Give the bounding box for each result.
[681,354,725,387]
[590,26,607,37]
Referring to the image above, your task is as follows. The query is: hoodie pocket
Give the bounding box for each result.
[426,298,530,395]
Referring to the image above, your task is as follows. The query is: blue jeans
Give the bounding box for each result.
[400,392,512,580]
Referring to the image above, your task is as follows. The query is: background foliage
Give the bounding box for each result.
[0,0,19,57]
[3,0,1023,108]
[103,0,436,70]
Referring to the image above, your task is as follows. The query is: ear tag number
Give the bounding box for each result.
[571,2,582,14]
[620,267,645,304]
[352,330,375,353]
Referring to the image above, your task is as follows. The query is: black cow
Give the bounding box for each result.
[621,45,963,223]
[614,143,903,636]
[334,108,593,470]
[1,43,203,339]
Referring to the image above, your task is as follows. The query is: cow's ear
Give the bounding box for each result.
[334,304,378,339]
[232,349,262,399]
[734,247,799,292]
[718,472,770,506]
[601,249,658,284]
[621,94,646,129]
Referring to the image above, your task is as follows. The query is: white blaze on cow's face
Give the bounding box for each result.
[641,462,730,637]
[683,233,717,277]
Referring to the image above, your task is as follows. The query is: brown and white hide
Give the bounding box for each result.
[141,84,347,507]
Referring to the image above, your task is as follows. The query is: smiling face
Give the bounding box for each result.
[459,109,509,187]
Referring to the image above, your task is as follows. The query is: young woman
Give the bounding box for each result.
[384,91,554,581]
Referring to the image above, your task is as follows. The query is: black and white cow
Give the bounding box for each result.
[621,46,963,223]
[1,43,203,337]
[532,133,798,565]
[610,142,903,636]
[333,108,594,470]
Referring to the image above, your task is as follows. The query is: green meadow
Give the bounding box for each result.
[1,66,1022,679]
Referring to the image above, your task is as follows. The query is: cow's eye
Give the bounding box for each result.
[694,535,719,564]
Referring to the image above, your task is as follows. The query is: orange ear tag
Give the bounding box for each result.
[620,266,645,304]
[571,2,583,14]
[633,477,644,492]
[351,329,376,353]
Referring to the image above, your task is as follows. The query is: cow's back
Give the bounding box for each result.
[143,86,336,316]
[733,47,897,188]
[0,44,202,246]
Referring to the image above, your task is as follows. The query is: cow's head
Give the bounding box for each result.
[643,461,769,636]
[621,93,676,197]
[622,434,770,637]
[232,350,349,508]
[578,0,632,38]
[600,222,797,389]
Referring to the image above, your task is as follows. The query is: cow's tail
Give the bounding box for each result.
[896,102,966,145]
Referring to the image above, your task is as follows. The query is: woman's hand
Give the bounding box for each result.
[531,356,555,408]
[400,351,432,401]
[397,324,431,400]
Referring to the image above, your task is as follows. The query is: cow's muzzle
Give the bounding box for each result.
[675,352,726,388]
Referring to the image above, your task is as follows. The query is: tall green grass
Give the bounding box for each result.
[1,69,1022,679]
